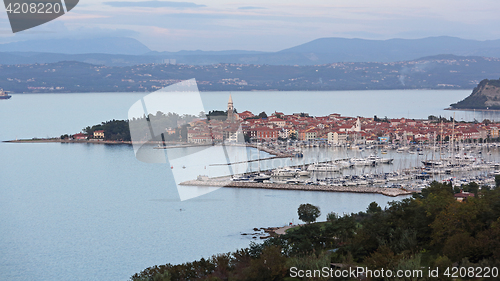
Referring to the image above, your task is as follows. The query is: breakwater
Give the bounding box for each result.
[180,177,414,197]
[4,138,132,144]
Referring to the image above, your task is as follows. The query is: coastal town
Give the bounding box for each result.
[185,95,499,145]
[7,94,500,197]
[161,95,499,198]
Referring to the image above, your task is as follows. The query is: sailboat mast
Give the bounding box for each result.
[451,112,455,163]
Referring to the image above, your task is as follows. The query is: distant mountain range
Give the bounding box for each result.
[1,36,500,66]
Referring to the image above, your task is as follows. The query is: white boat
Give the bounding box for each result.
[396,146,410,153]
[296,169,311,176]
[272,167,297,177]
[252,173,271,181]
[231,174,252,181]
[367,155,393,164]
[307,163,340,172]
[422,160,444,167]
[351,158,375,166]
[0,89,11,100]
[334,159,354,168]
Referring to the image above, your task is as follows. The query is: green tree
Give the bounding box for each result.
[495,175,500,188]
[297,203,321,224]
[326,211,338,222]
[243,245,287,281]
[367,201,382,214]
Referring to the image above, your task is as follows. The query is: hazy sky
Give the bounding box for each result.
[1,0,500,52]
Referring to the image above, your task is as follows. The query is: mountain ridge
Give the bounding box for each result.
[1,36,500,66]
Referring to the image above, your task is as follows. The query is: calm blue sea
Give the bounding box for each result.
[0,90,488,281]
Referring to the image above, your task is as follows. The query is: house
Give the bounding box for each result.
[328,131,348,145]
[454,190,475,202]
[254,126,279,141]
[72,133,88,140]
[238,110,254,120]
[93,130,105,139]
[304,128,319,141]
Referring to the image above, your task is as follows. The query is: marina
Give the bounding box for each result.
[180,140,500,193]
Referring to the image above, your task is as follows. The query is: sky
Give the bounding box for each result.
[0,0,500,52]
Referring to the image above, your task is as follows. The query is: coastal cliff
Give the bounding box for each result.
[450,78,500,109]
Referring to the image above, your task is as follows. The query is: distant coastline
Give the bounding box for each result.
[1,56,498,93]
[3,138,132,144]
[444,107,500,112]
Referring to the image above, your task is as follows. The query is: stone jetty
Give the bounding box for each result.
[180,177,414,197]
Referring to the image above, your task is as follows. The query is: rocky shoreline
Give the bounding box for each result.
[241,227,283,239]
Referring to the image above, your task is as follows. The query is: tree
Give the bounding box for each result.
[367,202,382,214]
[326,212,338,222]
[297,203,320,224]
[495,175,500,188]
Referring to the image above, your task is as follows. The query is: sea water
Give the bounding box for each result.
[0,90,488,281]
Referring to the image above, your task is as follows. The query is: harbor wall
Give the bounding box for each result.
[180,178,414,197]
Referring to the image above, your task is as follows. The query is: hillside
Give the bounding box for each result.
[3,56,500,93]
[449,78,500,109]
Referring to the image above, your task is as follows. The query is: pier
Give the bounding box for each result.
[180,176,414,197]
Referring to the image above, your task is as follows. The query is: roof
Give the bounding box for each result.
[454,191,475,198]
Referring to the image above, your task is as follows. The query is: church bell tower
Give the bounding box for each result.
[227,94,234,122]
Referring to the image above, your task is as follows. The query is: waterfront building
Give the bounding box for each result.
[93,130,105,139]
[328,131,348,145]
[72,133,88,140]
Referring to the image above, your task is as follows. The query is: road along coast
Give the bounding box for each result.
[180,176,415,197]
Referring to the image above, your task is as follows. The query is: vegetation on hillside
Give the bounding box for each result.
[79,112,198,141]
[450,78,500,109]
[131,180,500,281]
[83,119,131,141]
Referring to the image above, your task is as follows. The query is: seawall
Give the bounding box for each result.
[180,178,414,197]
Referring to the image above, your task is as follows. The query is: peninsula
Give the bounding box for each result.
[449,78,500,110]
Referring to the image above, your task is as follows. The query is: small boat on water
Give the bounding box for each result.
[252,173,272,182]
[0,89,11,100]
[231,174,252,181]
